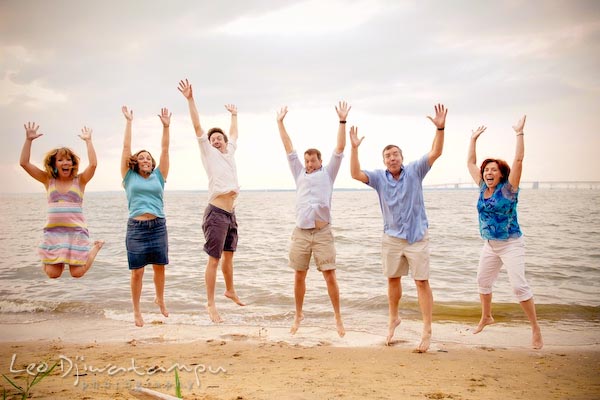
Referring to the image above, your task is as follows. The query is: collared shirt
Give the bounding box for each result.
[287,150,344,229]
[364,153,430,244]
[477,181,522,240]
[123,168,165,218]
[197,135,240,202]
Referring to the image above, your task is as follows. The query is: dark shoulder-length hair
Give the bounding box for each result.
[480,158,511,183]
[128,150,156,173]
[43,147,80,178]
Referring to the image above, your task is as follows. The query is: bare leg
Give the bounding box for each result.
[70,240,105,278]
[322,269,345,337]
[221,251,245,306]
[44,263,64,279]
[386,277,402,345]
[131,267,145,327]
[205,256,222,323]
[415,279,433,353]
[474,293,495,334]
[290,270,307,334]
[153,265,168,318]
[520,297,543,349]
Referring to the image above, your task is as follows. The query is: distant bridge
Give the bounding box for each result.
[425,181,600,190]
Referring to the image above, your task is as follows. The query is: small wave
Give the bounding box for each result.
[0,299,56,313]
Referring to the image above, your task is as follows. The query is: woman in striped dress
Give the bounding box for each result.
[19,122,104,278]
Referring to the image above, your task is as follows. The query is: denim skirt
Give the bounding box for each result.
[126,217,169,270]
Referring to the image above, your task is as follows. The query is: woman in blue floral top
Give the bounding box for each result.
[467,115,543,350]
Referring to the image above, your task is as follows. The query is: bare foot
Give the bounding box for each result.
[154,298,169,318]
[415,329,431,353]
[206,304,223,323]
[473,316,495,334]
[290,313,304,335]
[134,312,144,327]
[385,318,401,346]
[532,326,544,350]
[224,290,246,306]
[73,240,105,278]
[336,317,346,338]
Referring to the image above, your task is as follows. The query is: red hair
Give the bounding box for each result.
[480,158,511,183]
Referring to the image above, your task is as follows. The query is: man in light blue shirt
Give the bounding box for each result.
[277,101,351,338]
[350,104,448,352]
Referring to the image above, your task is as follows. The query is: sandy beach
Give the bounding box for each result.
[1,316,599,400]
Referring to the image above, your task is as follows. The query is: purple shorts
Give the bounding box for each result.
[202,204,238,259]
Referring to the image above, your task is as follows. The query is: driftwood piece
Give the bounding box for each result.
[128,387,181,400]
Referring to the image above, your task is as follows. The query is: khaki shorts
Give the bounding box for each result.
[381,231,430,279]
[289,225,336,272]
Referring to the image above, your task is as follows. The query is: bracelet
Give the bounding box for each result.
[516,133,524,136]
[339,120,346,124]
[437,127,445,130]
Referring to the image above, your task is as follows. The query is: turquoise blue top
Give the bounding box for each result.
[364,154,431,244]
[477,181,522,240]
[123,168,165,218]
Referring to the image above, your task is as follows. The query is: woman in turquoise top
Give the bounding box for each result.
[121,105,171,327]
[467,115,543,350]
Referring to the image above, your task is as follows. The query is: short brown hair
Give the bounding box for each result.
[480,158,511,183]
[208,127,228,143]
[43,147,80,178]
[304,148,322,160]
[128,150,156,173]
[382,144,402,158]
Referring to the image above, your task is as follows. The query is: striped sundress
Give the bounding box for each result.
[38,177,91,266]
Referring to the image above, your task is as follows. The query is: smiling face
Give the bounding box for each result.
[382,145,403,176]
[55,153,74,178]
[208,128,228,154]
[209,132,227,153]
[136,151,154,175]
[483,161,502,188]
[44,147,80,179]
[480,158,510,189]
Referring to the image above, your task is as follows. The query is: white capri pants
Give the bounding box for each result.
[477,236,533,302]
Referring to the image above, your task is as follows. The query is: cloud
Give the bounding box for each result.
[0,70,68,107]
[215,0,395,36]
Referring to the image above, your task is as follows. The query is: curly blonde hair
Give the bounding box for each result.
[43,147,80,178]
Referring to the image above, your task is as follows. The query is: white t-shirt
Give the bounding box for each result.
[197,135,240,202]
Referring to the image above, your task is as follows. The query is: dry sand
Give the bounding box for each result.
[1,317,599,399]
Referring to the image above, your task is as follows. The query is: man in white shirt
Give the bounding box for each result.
[178,79,244,323]
[276,101,351,337]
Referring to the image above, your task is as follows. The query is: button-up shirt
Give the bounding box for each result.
[288,150,343,229]
[364,153,430,244]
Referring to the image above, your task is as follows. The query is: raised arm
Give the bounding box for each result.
[467,126,486,184]
[19,122,49,186]
[158,107,171,180]
[426,103,448,166]
[77,126,97,188]
[349,126,369,183]
[508,115,526,189]
[121,106,133,179]
[225,104,238,143]
[335,100,351,154]
[276,106,294,154]
[178,79,204,137]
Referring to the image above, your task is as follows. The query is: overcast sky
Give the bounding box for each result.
[2,0,599,193]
